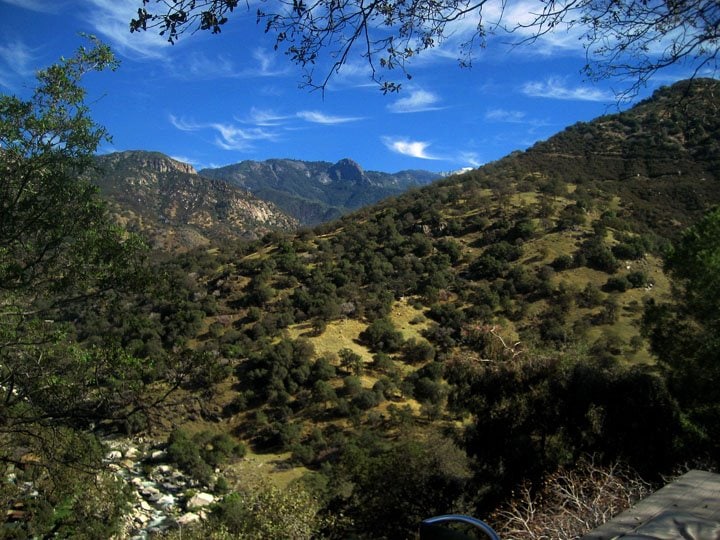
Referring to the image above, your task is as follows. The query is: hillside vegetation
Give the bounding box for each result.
[4,58,720,539]
[117,78,720,537]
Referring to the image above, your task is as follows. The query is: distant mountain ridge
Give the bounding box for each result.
[200,158,440,225]
[89,151,298,251]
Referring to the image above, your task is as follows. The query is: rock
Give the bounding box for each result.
[176,512,200,526]
[124,446,140,459]
[187,492,214,509]
[151,450,166,460]
[157,494,176,508]
[120,459,136,470]
[141,486,160,500]
[106,450,123,461]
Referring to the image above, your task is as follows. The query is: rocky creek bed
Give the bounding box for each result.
[104,438,217,539]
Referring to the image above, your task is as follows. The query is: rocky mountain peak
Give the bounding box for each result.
[109,151,197,175]
[142,154,197,175]
[328,158,364,183]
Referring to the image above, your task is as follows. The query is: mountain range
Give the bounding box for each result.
[199,158,440,225]
[89,151,297,251]
[90,152,440,250]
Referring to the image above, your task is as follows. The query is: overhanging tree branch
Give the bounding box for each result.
[131,0,718,95]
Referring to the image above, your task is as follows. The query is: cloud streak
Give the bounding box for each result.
[85,0,171,60]
[170,114,279,151]
[168,46,293,82]
[522,77,613,101]
[0,39,39,90]
[388,89,443,113]
[246,108,292,126]
[382,136,442,160]
[485,108,526,122]
[0,0,57,13]
[169,105,362,153]
[251,48,290,77]
[296,110,364,124]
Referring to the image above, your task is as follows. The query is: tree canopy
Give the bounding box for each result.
[0,38,150,537]
[131,0,719,94]
[643,206,720,453]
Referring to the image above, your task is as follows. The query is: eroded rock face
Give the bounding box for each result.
[143,156,197,176]
[99,151,197,176]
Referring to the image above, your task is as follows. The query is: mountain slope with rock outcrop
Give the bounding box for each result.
[89,151,298,251]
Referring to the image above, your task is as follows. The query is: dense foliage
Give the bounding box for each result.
[0,42,226,537]
[643,206,720,456]
[0,39,142,538]
[3,71,720,538]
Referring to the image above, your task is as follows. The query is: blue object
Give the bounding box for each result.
[419,514,501,540]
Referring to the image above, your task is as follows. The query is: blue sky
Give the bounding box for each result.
[0,0,708,173]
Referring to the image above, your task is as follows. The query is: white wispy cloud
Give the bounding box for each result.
[494,0,583,53]
[247,108,293,126]
[85,0,171,60]
[184,52,241,79]
[171,47,291,81]
[325,59,375,89]
[388,89,443,113]
[252,48,287,76]
[395,0,586,72]
[522,77,613,101]
[382,136,442,160]
[0,0,57,13]
[0,39,39,90]
[485,108,526,122]
[296,110,363,124]
[458,151,482,167]
[169,155,199,166]
[169,114,278,151]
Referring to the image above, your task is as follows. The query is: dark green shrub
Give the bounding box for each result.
[551,254,574,271]
[401,338,436,364]
[360,318,404,352]
[604,276,632,292]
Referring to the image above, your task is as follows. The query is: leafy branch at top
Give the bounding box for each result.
[130,0,718,96]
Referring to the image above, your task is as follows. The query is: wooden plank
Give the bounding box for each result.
[583,470,720,539]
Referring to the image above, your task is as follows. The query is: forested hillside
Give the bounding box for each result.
[135,78,720,538]
[3,47,720,540]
